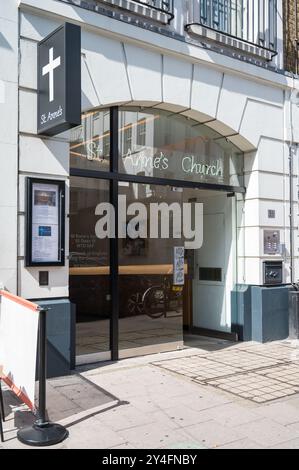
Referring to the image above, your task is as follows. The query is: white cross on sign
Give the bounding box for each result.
[42,47,61,103]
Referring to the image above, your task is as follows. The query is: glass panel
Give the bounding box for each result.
[118,108,244,186]
[200,1,244,38]
[70,110,110,172]
[69,176,110,355]
[118,182,185,352]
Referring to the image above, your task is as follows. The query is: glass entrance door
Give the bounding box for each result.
[118,182,185,357]
[69,176,111,363]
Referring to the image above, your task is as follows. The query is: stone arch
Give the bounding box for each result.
[80,36,260,154]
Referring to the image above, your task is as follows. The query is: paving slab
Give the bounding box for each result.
[254,401,299,425]
[117,422,204,449]
[183,420,246,448]
[64,417,127,449]
[94,404,156,431]
[193,402,261,428]
[233,418,299,447]
[270,438,299,449]
[217,439,265,449]
[161,405,213,427]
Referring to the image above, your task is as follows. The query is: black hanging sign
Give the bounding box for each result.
[37,22,81,136]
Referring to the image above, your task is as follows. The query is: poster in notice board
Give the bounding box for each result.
[26,178,65,266]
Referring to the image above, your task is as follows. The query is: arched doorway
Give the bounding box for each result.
[69,106,245,364]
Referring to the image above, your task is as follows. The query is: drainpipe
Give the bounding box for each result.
[296,0,299,74]
[295,0,299,75]
[289,83,299,286]
[289,143,295,285]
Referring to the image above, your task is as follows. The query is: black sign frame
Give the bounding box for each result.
[26,178,66,267]
[37,22,81,136]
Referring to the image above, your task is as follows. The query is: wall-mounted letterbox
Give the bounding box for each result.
[263,261,283,286]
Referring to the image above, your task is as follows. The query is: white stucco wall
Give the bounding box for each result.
[0,2,18,293]
[4,0,298,299]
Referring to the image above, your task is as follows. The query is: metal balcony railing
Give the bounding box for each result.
[186,0,278,57]
[97,0,174,23]
[133,0,174,14]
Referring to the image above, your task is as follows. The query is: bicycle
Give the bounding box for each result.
[127,276,183,319]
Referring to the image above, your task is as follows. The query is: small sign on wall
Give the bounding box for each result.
[37,22,81,136]
[26,178,65,266]
[173,246,185,286]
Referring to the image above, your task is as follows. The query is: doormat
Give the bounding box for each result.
[42,374,120,423]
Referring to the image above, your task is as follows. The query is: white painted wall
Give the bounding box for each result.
[0,1,18,293]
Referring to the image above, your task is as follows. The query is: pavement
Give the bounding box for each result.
[3,336,299,449]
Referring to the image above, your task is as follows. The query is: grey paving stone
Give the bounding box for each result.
[216,439,264,449]
[162,405,213,427]
[183,420,246,448]
[285,421,299,434]
[147,410,187,430]
[186,392,235,411]
[94,404,156,431]
[194,402,261,428]
[255,402,299,425]
[66,417,127,449]
[110,442,136,449]
[270,438,299,449]
[233,418,299,447]
[128,396,161,414]
[166,441,207,449]
[117,422,197,449]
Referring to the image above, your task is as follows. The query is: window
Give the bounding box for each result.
[200,0,243,37]
[137,118,146,147]
[97,0,174,24]
[139,0,172,12]
[189,0,278,56]
[199,267,222,282]
[70,110,110,171]
[123,125,133,155]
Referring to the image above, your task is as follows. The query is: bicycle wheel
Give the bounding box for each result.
[142,286,166,319]
[127,292,144,316]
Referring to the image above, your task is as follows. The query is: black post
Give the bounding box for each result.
[37,308,47,425]
[17,307,68,446]
[110,106,119,361]
[0,411,3,443]
[0,379,4,422]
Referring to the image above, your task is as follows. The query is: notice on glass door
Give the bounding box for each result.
[31,182,60,263]
[173,246,185,286]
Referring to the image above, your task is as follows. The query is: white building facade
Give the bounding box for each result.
[1,0,299,375]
